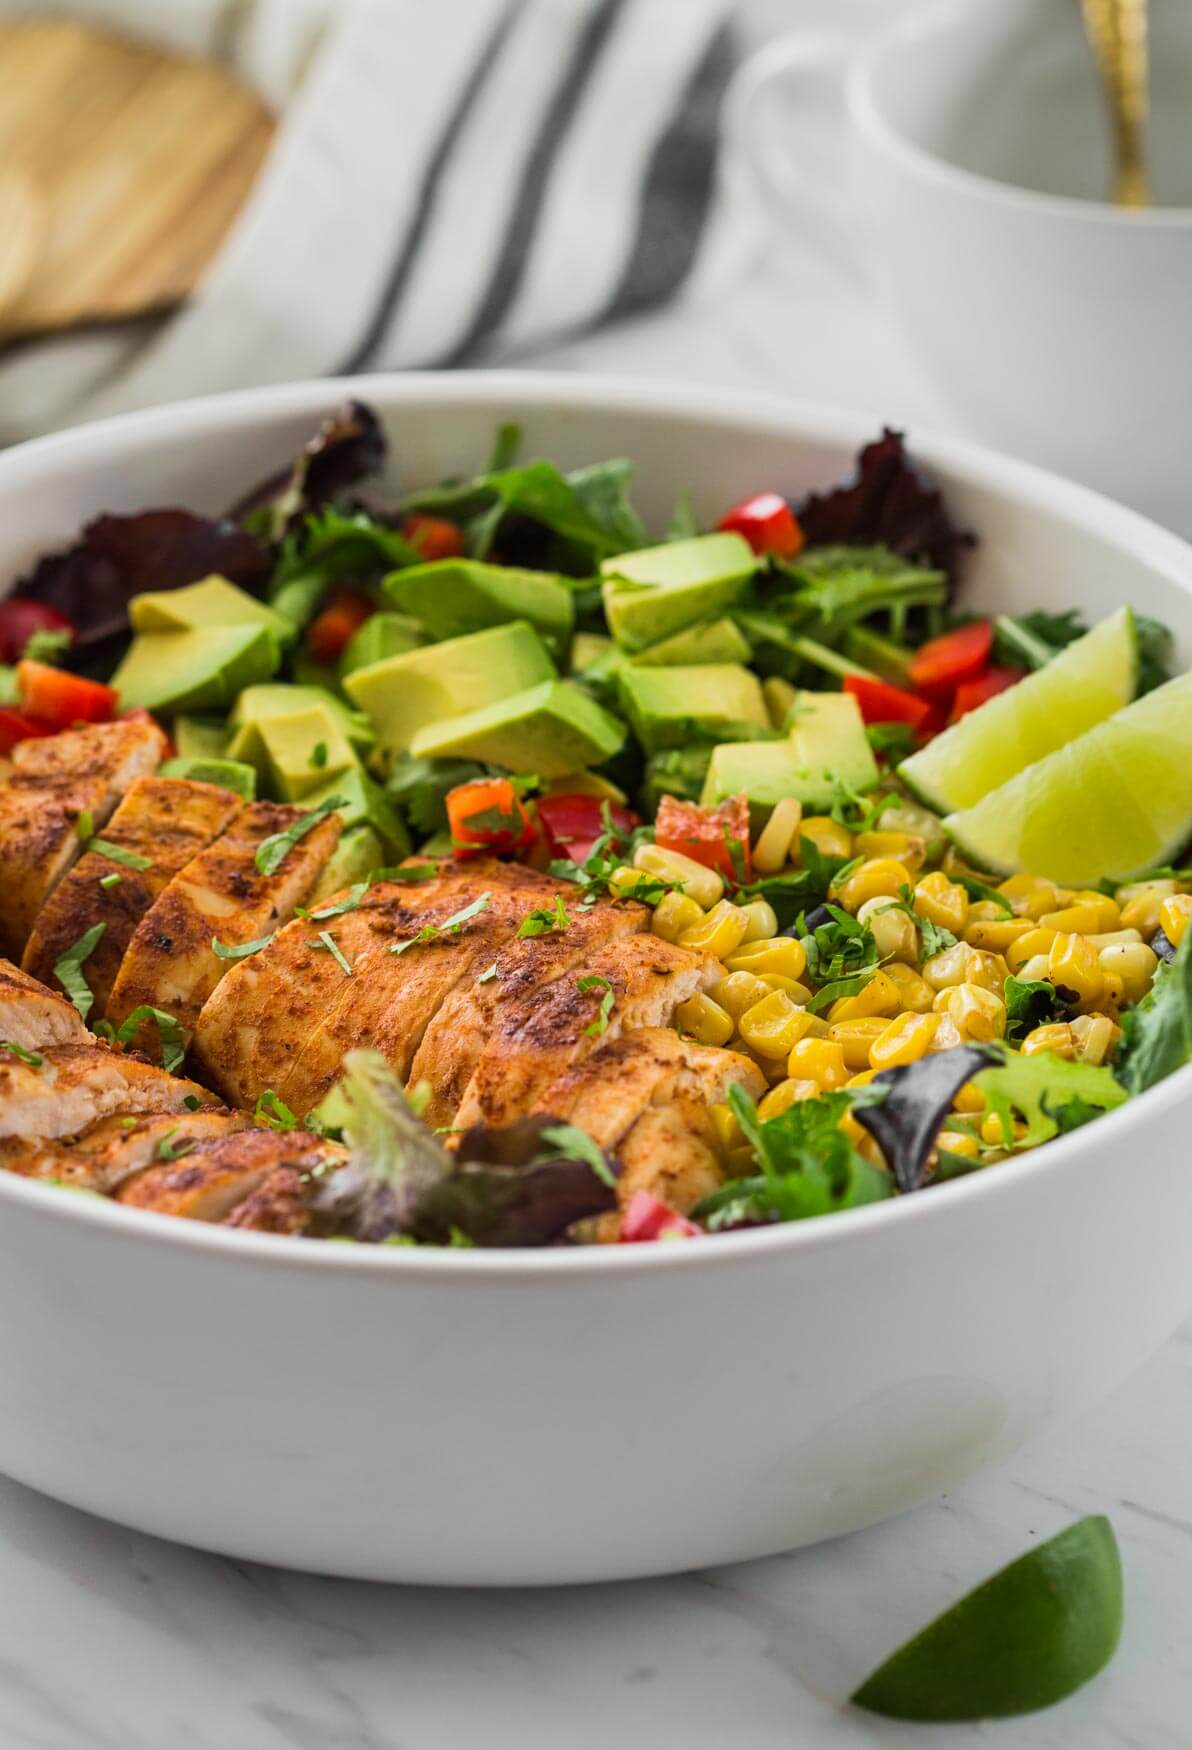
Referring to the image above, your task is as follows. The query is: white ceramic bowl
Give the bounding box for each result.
[1,375,1190,1586]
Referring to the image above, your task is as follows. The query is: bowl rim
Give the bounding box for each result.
[2,367,1190,1280]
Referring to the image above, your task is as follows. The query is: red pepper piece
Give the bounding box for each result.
[843,673,932,730]
[908,619,993,697]
[446,777,536,859]
[949,664,1026,722]
[0,708,54,755]
[717,492,804,560]
[655,792,753,884]
[536,793,637,864]
[0,599,74,665]
[306,590,374,666]
[620,1190,701,1242]
[403,515,466,562]
[18,660,116,727]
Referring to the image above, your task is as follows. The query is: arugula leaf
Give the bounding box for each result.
[400,456,641,565]
[1136,614,1176,695]
[517,896,570,938]
[155,1128,195,1163]
[577,973,615,1036]
[255,1089,299,1131]
[212,931,275,961]
[695,1085,891,1228]
[1003,975,1065,1043]
[268,506,414,626]
[537,1122,616,1189]
[54,922,106,1021]
[993,608,1085,670]
[255,794,345,876]
[974,1047,1127,1149]
[114,1005,187,1073]
[0,1041,42,1067]
[1117,927,1192,1093]
[87,839,153,871]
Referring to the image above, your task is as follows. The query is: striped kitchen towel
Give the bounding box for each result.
[0,0,737,442]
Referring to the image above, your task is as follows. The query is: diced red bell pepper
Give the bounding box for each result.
[0,599,74,665]
[949,664,1025,722]
[621,1190,701,1242]
[717,492,804,560]
[403,514,466,562]
[536,793,638,864]
[306,590,374,666]
[18,660,116,727]
[908,619,993,697]
[843,672,932,730]
[446,777,536,859]
[0,708,54,755]
[655,792,753,884]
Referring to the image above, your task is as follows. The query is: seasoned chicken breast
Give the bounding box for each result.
[615,1096,726,1217]
[0,718,166,960]
[0,1108,252,1193]
[194,859,566,1115]
[22,775,242,1015]
[0,1043,213,1139]
[0,957,88,1051]
[117,1128,344,1225]
[451,933,717,1133]
[106,799,341,1042]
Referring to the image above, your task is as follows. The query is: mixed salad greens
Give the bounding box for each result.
[3,402,1191,1248]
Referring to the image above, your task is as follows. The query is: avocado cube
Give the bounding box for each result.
[159,756,258,801]
[111,623,280,714]
[700,741,808,817]
[309,826,387,904]
[630,616,751,667]
[130,573,297,648]
[570,632,615,673]
[229,684,375,754]
[384,559,574,657]
[343,620,555,759]
[616,663,768,755]
[338,612,425,679]
[601,533,757,653]
[251,705,358,802]
[409,680,625,778]
[305,768,410,859]
[762,676,798,730]
[174,714,229,761]
[701,690,878,815]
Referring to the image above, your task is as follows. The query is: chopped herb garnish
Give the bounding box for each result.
[74,809,95,842]
[538,1122,616,1189]
[828,777,893,834]
[390,892,491,954]
[0,1041,42,1067]
[577,973,615,1037]
[155,1127,195,1163]
[311,929,353,975]
[255,794,345,876]
[114,1004,186,1073]
[517,896,570,938]
[99,872,121,891]
[883,885,956,958]
[88,839,152,871]
[53,921,106,1021]
[950,871,1014,915]
[387,861,443,883]
[255,1089,299,1131]
[477,963,499,983]
[183,1094,203,1112]
[21,627,72,665]
[722,825,749,885]
[310,741,328,768]
[212,931,275,961]
[799,903,883,1013]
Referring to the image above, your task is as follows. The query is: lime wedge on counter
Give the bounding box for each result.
[944,667,1192,884]
[898,607,1137,812]
[851,1516,1123,1721]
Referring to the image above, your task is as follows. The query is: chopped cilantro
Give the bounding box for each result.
[538,1122,616,1189]
[311,929,353,975]
[255,1089,298,1131]
[390,892,491,955]
[255,794,345,876]
[577,973,615,1037]
[99,872,121,891]
[53,921,106,1021]
[0,1041,42,1067]
[155,1127,195,1163]
[310,741,328,768]
[477,963,499,984]
[212,931,275,961]
[950,871,1013,915]
[74,809,95,842]
[517,896,570,938]
[88,839,152,871]
[114,1005,186,1073]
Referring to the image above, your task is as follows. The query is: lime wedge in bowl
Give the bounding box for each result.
[852,1516,1123,1721]
[944,668,1192,885]
[899,606,1137,813]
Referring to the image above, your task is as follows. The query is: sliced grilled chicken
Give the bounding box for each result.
[0,1043,213,1139]
[411,893,650,1128]
[0,957,88,1051]
[0,718,166,960]
[0,1108,252,1193]
[615,1095,726,1217]
[117,1129,344,1224]
[22,775,242,1015]
[106,799,341,1041]
[452,934,717,1133]
[194,859,566,1115]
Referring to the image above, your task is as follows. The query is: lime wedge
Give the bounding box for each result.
[899,607,1137,812]
[944,667,1192,884]
[852,1516,1123,1721]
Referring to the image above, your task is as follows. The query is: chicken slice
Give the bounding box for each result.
[0,958,88,1051]
[22,775,242,1015]
[0,718,166,961]
[0,1108,251,1194]
[614,1096,726,1217]
[193,859,566,1114]
[106,799,341,1042]
[452,934,717,1133]
[411,895,650,1129]
[117,1129,344,1225]
[0,1043,213,1140]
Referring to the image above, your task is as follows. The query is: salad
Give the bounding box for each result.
[0,401,1188,1249]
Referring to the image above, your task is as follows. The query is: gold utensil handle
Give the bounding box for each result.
[1081,0,1151,207]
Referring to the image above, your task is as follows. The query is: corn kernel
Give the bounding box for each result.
[981,1110,1027,1147]
[869,1010,940,1070]
[739,990,813,1060]
[634,844,723,909]
[922,940,972,991]
[797,816,853,861]
[726,936,807,981]
[835,857,913,911]
[650,890,704,942]
[739,899,779,943]
[1040,899,1118,934]
[1021,1022,1075,1058]
[1016,953,1051,983]
[1047,931,1104,1008]
[1071,1012,1121,1066]
[1097,940,1158,1004]
[1160,893,1192,948]
[857,894,918,964]
[879,798,942,843]
[1005,927,1058,972]
[839,1109,868,1147]
[709,969,771,1019]
[762,675,798,731]
[757,973,815,1005]
[1101,971,1126,1013]
[884,961,935,1012]
[933,981,1006,1042]
[855,829,926,871]
[998,873,1062,918]
[757,1078,819,1120]
[965,917,1036,954]
[952,1080,985,1113]
[674,992,734,1047]
[936,1129,980,1158]
[1086,928,1144,949]
[752,797,803,874]
[927,1014,964,1052]
[678,899,750,958]
[608,864,648,899]
[827,1017,887,1070]
[787,1037,849,1089]
[828,967,901,1023]
[1119,879,1178,936]
[709,1103,743,1152]
[847,1068,879,1087]
[914,871,970,934]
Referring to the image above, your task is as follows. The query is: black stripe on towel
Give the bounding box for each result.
[338,0,524,374]
[441,0,630,366]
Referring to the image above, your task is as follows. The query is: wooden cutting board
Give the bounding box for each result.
[0,19,275,340]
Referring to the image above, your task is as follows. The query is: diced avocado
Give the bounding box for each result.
[384,559,574,657]
[762,676,798,730]
[248,705,358,802]
[306,768,410,858]
[159,756,258,801]
[409,680,625,778]
[309,826,386,903]
[600,532,757,652]
[789,690,878,796]
[338,612,425,679]
[343,621,555,759]
[844,625,914,684]
[229,684,375,754]
[130,574,296,649]
[571,632,615,672]
[616,663,767,755]
[112,624,280,714]
[630,616,751,667]
[174,714,229,761]
[701,741,808,817]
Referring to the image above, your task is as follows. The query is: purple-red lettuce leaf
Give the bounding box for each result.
[796,428,974,583]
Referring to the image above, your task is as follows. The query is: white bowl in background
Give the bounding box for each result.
[0,373,1189,1586]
